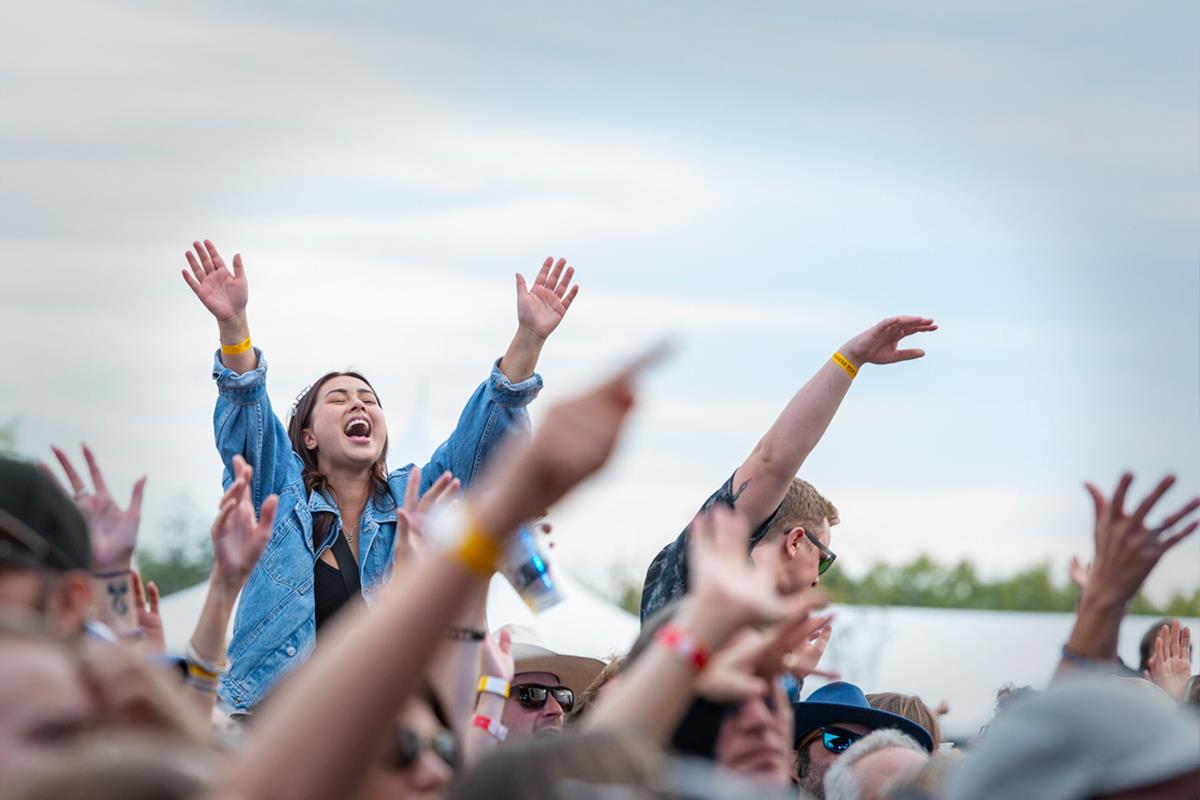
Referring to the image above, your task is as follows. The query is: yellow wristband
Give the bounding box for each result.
[453,513,502,578]
[187,661,220,681]
[221,336,252,356]
[832,352,858,379]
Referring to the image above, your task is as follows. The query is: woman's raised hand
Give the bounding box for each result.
[210,455,278,595]
[181,240,249,324]
[516,257,579,341]
[394,465,460,566]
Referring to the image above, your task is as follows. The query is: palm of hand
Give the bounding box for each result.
[197,270,247,322]
[689,508,784,626]
[213,503,270,588]
[82,493,139,571]
[844,316,936,365]
[517,285,568,339]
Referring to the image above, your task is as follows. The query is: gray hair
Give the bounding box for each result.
[823,729,929,800]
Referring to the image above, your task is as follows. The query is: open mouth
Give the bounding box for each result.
[343,416,372,444]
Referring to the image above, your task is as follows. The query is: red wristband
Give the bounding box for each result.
[656,623,710,671]
[472,713,509,741]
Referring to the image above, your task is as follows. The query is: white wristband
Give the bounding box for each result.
[477,675,511,698]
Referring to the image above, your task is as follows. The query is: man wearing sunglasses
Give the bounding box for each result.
[792,682,933,799]
[499,627,604,740]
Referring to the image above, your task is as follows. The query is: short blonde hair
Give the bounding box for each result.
[764,478,839,540]
[867,692,941,749]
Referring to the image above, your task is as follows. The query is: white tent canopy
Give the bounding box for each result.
[157,568,638,662]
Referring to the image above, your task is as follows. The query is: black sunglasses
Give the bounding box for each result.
[513,683,575,713]
[800,725,862,754]
[805,530,837,576]
[382,726,458,772]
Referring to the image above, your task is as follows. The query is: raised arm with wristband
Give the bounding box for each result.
[640,316,937,620]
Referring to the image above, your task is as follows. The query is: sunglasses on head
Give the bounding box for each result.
[799,725,863,755]
[804,530,837,576]
[512,683,575,713]
[382,726,458,772]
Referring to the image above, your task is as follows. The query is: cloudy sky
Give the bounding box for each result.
[2,0,1197,603]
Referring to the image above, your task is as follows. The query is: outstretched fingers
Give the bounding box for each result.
[203,240,227,273]
[1111,472,1134,519]
[533,257,553,288]
[552,265,575,299]
[1130,474,1177,528]
[404,465,422,514]
[51,446,87,495]
[1153,496,1200,534]
[419,471,459,512]
[80,444,109,496]
[546,258,566,291]
[562,284,580,310]
[129,476,147,516]
[193,241,213,274]
[146,580,160,615]
[1158,521,1198,554]
[257,495,280,539]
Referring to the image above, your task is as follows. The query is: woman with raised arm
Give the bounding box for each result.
[180,240,580,713]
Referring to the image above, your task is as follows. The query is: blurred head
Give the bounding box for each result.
[0,619,95,786]
[867,693,941,751]
[948,676,1200,800]
[362,688,457,800]
[823,729,929,800]
[288,372,389,494]
[0,458,94,636]
[503,671,570,738]
[448,730,664,800]
[883,752,963,800]
[13,736,213,800]
[749,478,839,595]
[714,687,793,786]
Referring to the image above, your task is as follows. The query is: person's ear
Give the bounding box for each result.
[302,428,318,451]
[49,570,93,637]
[784,526,806,559]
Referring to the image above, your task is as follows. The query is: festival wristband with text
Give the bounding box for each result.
[221,336,253,356]
[831,352,858,379]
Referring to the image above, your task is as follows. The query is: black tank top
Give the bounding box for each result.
[314,532,360,632]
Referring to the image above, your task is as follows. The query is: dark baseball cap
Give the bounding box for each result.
[0,457,91,572]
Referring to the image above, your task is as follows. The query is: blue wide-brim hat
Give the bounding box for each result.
[793,681,934,752]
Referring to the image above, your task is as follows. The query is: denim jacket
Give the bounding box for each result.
[210,349,542,712]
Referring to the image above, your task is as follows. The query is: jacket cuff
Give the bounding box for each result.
[212,348,268,404]
[487,358,543,408]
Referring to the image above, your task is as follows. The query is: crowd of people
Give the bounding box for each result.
[1,239,1197,799]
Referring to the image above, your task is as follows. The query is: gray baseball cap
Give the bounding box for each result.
[947,674,1200,800]
[0,457,91,572]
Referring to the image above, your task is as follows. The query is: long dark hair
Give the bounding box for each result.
[287,371,390,546]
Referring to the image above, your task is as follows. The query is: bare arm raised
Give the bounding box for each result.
[181,240,254,375]
[729,316,937,528]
